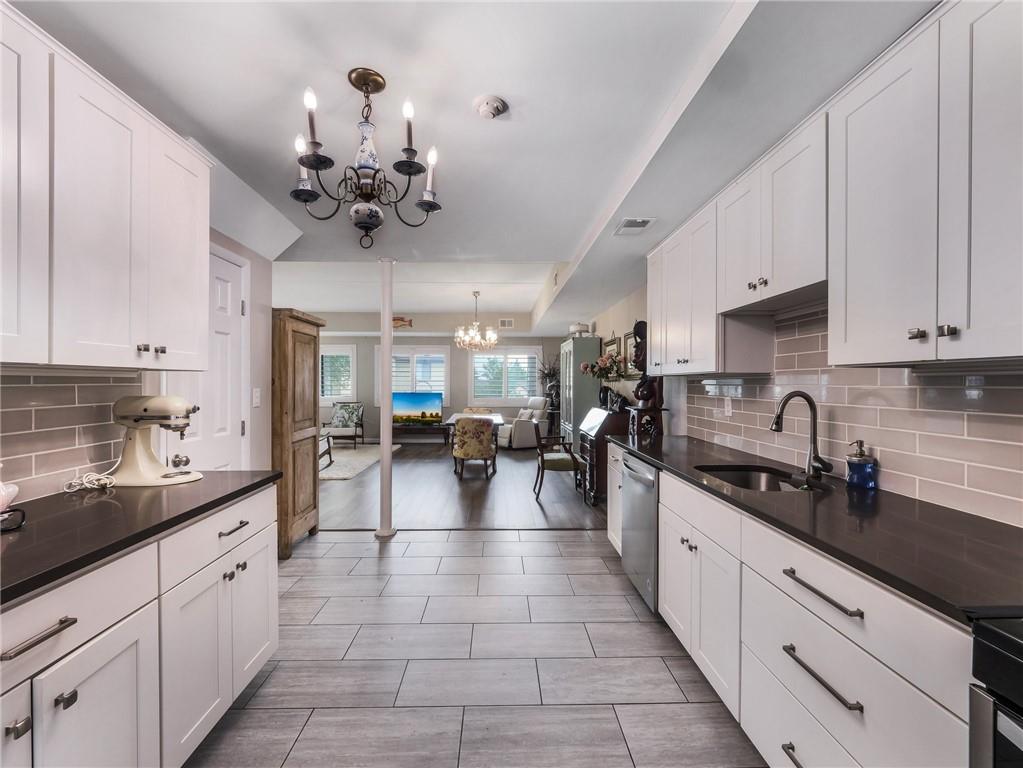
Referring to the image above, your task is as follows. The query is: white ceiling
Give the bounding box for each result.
[533,0,936,334]
[272,261,551,314]
[16,0,735,265]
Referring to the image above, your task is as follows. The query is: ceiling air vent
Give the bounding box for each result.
[498,318,515,329]
[614,217,656,236]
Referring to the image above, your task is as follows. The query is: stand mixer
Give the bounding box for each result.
[110,395,203,487]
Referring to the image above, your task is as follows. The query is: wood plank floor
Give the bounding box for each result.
[318,443,607,530]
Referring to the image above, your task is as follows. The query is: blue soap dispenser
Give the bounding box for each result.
[846,439,878,490]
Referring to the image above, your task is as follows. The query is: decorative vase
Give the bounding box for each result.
[599,385,610,409]
[354,120,379,171]
[349,202,383,233]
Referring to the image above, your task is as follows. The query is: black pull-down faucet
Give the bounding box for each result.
[770,390,834,480]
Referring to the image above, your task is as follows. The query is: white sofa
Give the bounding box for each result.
[497,397,550,449]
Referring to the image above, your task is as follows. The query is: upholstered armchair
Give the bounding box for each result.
[497,397,550,449]
[452,416,497,480]
[321,402,365,450]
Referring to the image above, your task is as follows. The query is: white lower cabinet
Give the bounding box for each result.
[31,602,160,768]
[160,523,278,768]
[688,528,741,718]
[657,504,693,649]
[1,681,33,768]
[606,462,623,555]
[740,645,858,768]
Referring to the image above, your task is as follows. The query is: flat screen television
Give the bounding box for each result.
[392,392,443,425]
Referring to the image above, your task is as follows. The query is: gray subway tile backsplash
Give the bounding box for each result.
[686,309,1023,527]
[0,369,142,500]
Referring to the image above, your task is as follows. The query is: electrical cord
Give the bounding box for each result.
[63,465,118,492]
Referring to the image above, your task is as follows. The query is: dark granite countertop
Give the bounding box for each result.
[1,470,281,607]
[608,434,1023,625]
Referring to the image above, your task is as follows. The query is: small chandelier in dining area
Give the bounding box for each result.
[454,291,498,351]
[290,67,441,249]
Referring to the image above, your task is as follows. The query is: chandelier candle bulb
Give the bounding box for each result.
[294,134,308,179]
[426,146,438,192]
[303,87,318,142]
[402,100,415,149]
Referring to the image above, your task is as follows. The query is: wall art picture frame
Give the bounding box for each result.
[623,331,640,379]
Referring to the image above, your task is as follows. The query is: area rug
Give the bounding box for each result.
[319,444,401,480]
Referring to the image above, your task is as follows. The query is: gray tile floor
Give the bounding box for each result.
[185,529,765,768]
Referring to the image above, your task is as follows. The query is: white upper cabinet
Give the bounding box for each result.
[759,113,827,301]
[828,24,940,365]
[51,55,152,368]
[646,245,665,373]
[717,169,761,313]
[663,203,717,375]
[937,0,1023,360]
[661,229,689,374]
[147,129,211,370]
[1,13,50,364]
[2,5,210,370]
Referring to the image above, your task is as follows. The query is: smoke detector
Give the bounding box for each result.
[473,95,509,119]
[614,217,656,236]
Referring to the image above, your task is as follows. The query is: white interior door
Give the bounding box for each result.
[165,254,245,470]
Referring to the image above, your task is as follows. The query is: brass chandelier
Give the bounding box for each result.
[290,67,441,249]
[454,292,498,351]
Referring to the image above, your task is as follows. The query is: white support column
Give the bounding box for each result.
[376,256,397,539]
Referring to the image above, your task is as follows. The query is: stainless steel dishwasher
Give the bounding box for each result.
[620,454,658,612]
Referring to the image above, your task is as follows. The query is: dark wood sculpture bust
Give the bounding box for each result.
[627,320,665,438]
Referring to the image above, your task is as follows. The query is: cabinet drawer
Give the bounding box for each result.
[659,472,740,557]
[1,681,32,768]
[0,544,158,693]
[740,644,858,768]
[159,487,276,592]
[742,566,967,767]
[741,516,971,719]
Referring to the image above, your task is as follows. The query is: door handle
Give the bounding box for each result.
[218,520,250,538]
[0,616,78,661]
[54,690,78,710]
[781,743,804,768]
[782,643,863,712]
[907,328,927,340]
[937,324,959,337]
[4,715,31,740]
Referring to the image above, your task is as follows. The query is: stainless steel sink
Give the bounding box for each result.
[694,464,815,493]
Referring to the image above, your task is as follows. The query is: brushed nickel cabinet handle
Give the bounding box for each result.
[136,343,150,352]
[782,643,863,712]
[1,616,78,661]
[4,715,31,740]
[218,520,250,538]
[937,324,959,337]
[907,328,927,340]
[54,690,78,710]
[747,281,757,290]
[154,345,167,354]
[758,276,769,287]
[783,568,864,618]
[782,743,804,768]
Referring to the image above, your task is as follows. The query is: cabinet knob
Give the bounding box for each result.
[154,345,167,354]
[758,276,768,287]
[747,281,757,291]
[223,571,236,581]
[4,715,31,740]
[680,536,689,546]
[906,328,928,340]
[54,690,78,710]
[136,343,150,352]
[236,561,248,572]
[687,543,698,552]
[937,324,959,338]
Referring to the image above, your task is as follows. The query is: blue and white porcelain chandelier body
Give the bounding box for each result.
[290,67,441,249]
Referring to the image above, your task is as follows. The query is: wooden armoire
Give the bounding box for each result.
[272,308,325,558]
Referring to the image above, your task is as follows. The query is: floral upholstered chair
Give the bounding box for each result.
[532,420,580,499]
[452,416,497,480]
[321,402,365,450]
[463,407,493,414]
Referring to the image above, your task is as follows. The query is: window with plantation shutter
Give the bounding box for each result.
[319,344,356,404]
[374,346,450,405]
[469,347,542,406]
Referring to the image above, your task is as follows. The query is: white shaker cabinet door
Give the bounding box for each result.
[0,681,33,768]
[661,229,690,375]
[31,602,160,768]
[51,55,151,368]
[716,169,761,313]
[828,23,940,365]
[937,0,1023,360]
[230,524,279,698]
[606,464,623,555]
[0,11,50,364]
[684,204,718,375]
[759,113,827,300]
[689,528,741,719]
[160,552,233,768]
[657,504,693,650]
[146,129,210,371]
[646,247,665,373]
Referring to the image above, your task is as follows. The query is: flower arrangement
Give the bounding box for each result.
[580,350,625,381]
